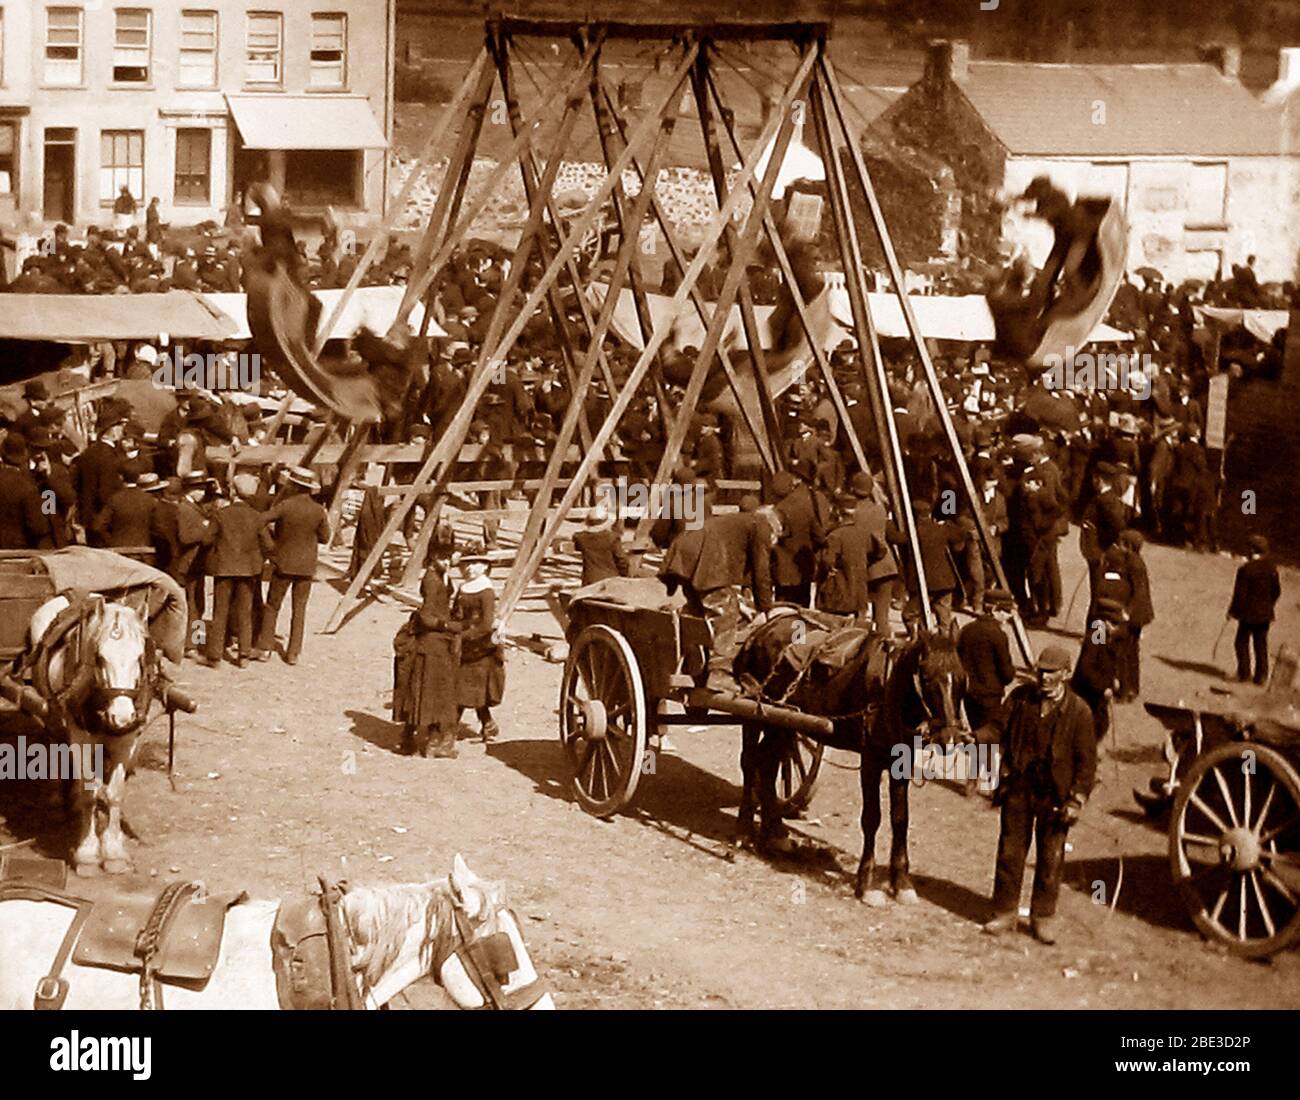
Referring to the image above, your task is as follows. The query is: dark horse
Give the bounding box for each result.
[733,612,967,904]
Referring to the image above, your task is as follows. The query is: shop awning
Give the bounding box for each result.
[200,286,440,341]
[0,291,238,342]
[226,95,387,150]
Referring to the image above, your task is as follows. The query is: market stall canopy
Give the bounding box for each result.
[1193,305,1291,343]
[592,285,1131,350]
[200,286,440,341]
[225,95,387,150]
[0,291,238,342]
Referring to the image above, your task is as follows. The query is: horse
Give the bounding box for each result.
[733,613,967,905]
[0,855,554,1010]
[23,593,158,876]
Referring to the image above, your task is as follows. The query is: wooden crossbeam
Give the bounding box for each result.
[631,49,814,546]
[498,46,819,625]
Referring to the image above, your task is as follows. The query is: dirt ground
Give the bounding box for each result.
[2,523,1298,1010]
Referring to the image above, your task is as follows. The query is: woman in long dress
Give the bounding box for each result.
[454,556,504,742]
[393,540,462,757]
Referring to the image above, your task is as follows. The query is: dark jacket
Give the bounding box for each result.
[1125,548,1154,627]
[36,463,76,549]
[891,514,966,595]
[1229,557,1282,624]
[817,519,885,614]
[852,497,899,582]
[958,616,1015,703]
[1079,490,1130,563]
[661,512,773,610]
[573,527,630,587]
[207,501,267,577]
[0,465,51,549]
[773,483,830,588]
[173,498,214,576]
[93,486,157,549]
[73,441,126,526]
[261,491,330,577]
[1000,683,1097,807]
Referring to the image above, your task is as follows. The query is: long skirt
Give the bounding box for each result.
[458,652,505,711]
[394,634,460,731]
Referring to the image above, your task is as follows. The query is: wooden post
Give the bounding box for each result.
[631,48,816,547]
[821,56,1033,662]
[807,59,932,631]
[324,43,698,632]
[500,70,685,615]
[495,47,817,625]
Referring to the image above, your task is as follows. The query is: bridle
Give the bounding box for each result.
[86,628,158,733]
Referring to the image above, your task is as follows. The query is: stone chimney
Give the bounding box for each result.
[1200,43,1242,80]
[926,40,971,85]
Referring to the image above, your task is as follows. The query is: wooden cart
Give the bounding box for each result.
[558,578,832,818]
[1146,685,1300,958]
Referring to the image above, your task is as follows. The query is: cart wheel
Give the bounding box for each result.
[1169,741,1300,958]
[773,734,825,818]
[559,625,648,818]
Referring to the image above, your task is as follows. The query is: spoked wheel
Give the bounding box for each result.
[773,734,825,818]
[1169,741,1300,958]
[559,625,647,818]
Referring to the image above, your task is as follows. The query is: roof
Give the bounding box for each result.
[952,61,1284,157]
[226,95,387,151]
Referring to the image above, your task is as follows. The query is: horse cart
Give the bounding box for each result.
[1144,678,1300,958]
[557,577,832,818]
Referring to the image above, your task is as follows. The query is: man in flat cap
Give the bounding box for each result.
[984,643,1096,945]
[1228,535,1282,685]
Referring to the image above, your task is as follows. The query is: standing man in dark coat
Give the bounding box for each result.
[850,472,899,635]
[253,467,330,666]
[661,508,775,692]
[200,475,268,669]
[817,491,886,618]
[173,473,214,652]
[984,645,1096,945]
[1228,535,1282,685]
[29,428,76,549]
[0,434,50,549]
[888,498,967,633]
[92,470,160,551]
[770,470,829,606]
[957,589,1017,755]
[73,406,130,538]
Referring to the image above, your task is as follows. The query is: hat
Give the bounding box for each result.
[23,380,49,401]
[770,471,797,498]
[1247,534,1270,555]
[162,476,184,500]
[738,494,761,513]
[96,404,130,432]
[1035,645,1072,672]
[285,465,318,490]
[1094,461,1118,477]
[133,344,159,367]
[232,473,260,499]
[181,471,208,490]
[1,433,29,466]
[138,472,163,492]
[849,471,875,498]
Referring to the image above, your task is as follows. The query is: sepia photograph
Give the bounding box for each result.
[0,0,1296,1078]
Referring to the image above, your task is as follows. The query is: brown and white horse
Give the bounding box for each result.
[0,855,554,1010]
[27,593,157,876]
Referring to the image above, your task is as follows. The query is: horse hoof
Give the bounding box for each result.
[103,859,131,875]
[861,889,887,908]
[74,862,101,878]
[894,888,920,906]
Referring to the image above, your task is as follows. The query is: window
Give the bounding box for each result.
[246,12,282,85]
[1187,161,1228,228]
[174,128,210,203]
[0,123,15,194]
[44,7,84,86]
[100,130,144,205]
[284,149,359,207]
[310,13,347,87]
[179,10,218,87]
[113,9,151,83]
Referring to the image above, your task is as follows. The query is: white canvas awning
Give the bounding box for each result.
[226,95,387,150]
[200,286,440,342]
[1193,306,1290,343]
